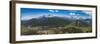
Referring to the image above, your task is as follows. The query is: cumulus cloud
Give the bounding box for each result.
[69,13,76,16]
[21,14,45,20]
[21,15,38,20]
[48,10,54,12]
[55,10,59,12]
[68,12,91,19]
[82,10,92,16]
[48,10,59,12]
[69,12,80,16]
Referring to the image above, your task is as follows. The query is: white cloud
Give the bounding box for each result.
[69,13,77,16]
[21,14,45,20]
[68,12,91,19]
[55,10,59,12]
[82,10,92,16]
[21,15,38,20]
[48,10,59,13]
[48,10,55,12]
[72,15,91,19]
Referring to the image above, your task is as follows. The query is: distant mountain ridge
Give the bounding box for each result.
[21,15,92,27]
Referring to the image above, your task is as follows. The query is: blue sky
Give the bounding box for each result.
[21,8,92,20]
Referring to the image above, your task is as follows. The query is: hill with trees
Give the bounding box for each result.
[21,15,92,35]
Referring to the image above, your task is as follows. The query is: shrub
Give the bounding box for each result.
[63,27,83,33]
